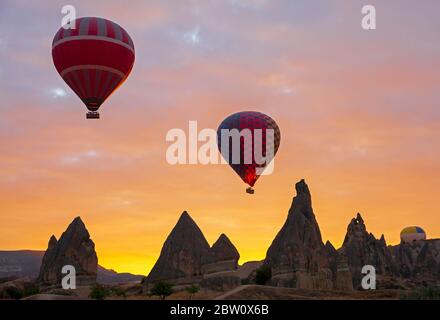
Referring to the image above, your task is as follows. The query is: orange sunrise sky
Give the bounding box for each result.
[0,0,439,275]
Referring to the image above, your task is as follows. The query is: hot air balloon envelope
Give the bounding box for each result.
[52,17,135,119]
[400,226,426,243]
[217,111,281,192]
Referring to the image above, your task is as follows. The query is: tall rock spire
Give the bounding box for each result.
[265,179,333,289]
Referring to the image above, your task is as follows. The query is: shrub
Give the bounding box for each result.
[255,265,272,285]
[186,285,199,300]
[5,286,23,300]
[22,285,39,298]
[1,283,39,300]
[111,287,127,300]
[400,286,440,300]
[150,281,173,300]
[89,284,110,300]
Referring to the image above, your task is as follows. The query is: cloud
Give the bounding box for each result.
[61,150,100,165]
[228,0,267,10]
[50,88,67,98]
[183,26,201,45]
[278,87,294,95]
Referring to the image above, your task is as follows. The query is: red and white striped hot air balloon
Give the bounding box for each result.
[52,17,135,119]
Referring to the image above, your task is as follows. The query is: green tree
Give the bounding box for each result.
[255,265,272,285]
[89,284,110,300]
[186,285,199,300]
[150,281,173,300]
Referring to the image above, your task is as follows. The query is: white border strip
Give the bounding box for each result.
[53,35,135,54]
[60,65,125,79]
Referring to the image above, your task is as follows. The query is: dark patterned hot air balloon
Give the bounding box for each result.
[52,17,135,119]
[217,111,281,194]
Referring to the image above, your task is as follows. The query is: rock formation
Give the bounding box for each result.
[325,241,353,291]
[144,211,211,288]
[0,250,141,285]
[264,179,334,289]
[202,233,240,274]
[144,211,243,292]
[236,261,264,281]
[390,239,440,282]
[37,217,97,288]
[201,234,241,291]
[142,180,439,293]
[339,213,395,289]
[3,177,439,297]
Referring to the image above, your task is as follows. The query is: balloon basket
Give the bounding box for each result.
[246,187,255,194]
[86,112,100,119]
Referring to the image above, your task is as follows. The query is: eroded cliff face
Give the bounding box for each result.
[38,217,97,288]
[338,214,440,289]
[338,213,396,289]
[390,239,440,281]
[325,241,353,291]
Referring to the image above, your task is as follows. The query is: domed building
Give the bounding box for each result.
[400,226,426,243]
